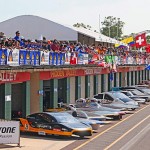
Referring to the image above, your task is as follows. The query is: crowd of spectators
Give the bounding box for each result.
[0,31,149,62]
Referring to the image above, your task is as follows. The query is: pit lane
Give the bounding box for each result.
[62,103,150,150]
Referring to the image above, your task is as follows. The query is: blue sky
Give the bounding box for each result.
[0,0,150,35]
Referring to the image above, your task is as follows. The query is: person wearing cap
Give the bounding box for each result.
[14,31,21,41]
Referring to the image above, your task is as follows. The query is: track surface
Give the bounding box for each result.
[62,103,150,150]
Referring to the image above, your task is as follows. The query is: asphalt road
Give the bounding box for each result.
[62,103,150,150]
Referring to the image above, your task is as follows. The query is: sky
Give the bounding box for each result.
[0,0,150,35]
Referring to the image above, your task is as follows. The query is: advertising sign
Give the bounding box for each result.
[7,49,19,66]
[19,50,26,65]
[0,49,7,65]
[77,53,84,64]
[83,53,88,64]
[40,51,49,65]
[0,120,20,145]
[65,52,71,65]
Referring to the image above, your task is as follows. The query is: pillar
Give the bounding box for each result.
[116,73,120,87]
[75,76,81,100]
[66,78,70,104]
[101,74,105,92]
[90,75,94,97]
[98,75,101,93]
[51,79,58,108]
[81,76,85,98]
[0,83,12,120]
[85,75,90,98]
[70,77,75,103]
[94,75,98,95]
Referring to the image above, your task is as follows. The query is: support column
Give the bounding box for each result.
[101,74,105,92]
[90,75,94,97]
[135,71,138,85]
[52,79,58,108]
[128,72,132,86]
[22,81,30,117]
[0,85,4,119]
[81,76,85,98]
[104,74,108,92]
[70,77,75,103]
[66,78,70,104]
[94,75,98,95]
[5,83,12,120]
[85,75,90,98]
[39,80,43,112]
[133,71,135,85]
[98,75,101,93]
[121,72,127,87]
[116,73,120,87]
[119,72,122,87]
[75,76,81,100]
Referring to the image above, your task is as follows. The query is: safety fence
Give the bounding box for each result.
[0,49,149,67]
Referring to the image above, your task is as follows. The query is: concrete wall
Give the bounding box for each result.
[81,76,85,98]
[30,72,40,114]
[70,77,75,103]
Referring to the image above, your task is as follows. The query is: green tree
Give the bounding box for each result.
[101,16,125,39]
[73,23,92,30]
[146,35,150,43]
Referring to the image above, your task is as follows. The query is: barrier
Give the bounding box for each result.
[0,120,20,146]
[0,49,148,67]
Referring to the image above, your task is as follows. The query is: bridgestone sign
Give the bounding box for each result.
[0,120,20,145]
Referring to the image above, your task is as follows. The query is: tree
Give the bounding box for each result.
[73,23,92,30]
[146,35,150,44]
[101,16,125,39]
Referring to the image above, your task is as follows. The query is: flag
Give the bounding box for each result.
[122,36,135,46]
[145,64,150,70]
[115,36,134,47]
[146,44,150,53]
[135,33,147,48]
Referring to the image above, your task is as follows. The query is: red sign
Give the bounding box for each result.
[0,72,30,84]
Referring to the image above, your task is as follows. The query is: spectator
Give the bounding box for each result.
[14,31,21,42]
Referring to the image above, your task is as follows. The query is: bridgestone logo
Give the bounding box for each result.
[0,127,16,133]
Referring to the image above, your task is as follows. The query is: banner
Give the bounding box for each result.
[0,120,20,145]
[7,49,19,66]
[40,50,49,65]
[77,53,84,64]
[29,50,40,66]
[60,52,65,65]
[65,52,71,65]
[83,53,88,64]
[19,50,26,65]
[0,49,7,65]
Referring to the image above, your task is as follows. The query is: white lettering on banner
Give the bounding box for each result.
[94,69,101,74]
[0,73,17,82]
[0,121,20,144]
[85,69,93,75]
[136,36,144,45]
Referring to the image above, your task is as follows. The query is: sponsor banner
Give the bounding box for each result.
[25,50,31,65]
[34,50,40,66]
[83,53,88,64]
[49,52,54,65]
[19,50,26,65]
[77,53,84,64]
[60,53,65,65]
[0,120,20,144]
[65,52,71,65]
[70,52,77,65]
[0,72,30,84]
[7,49,19,66]
[40,51,49,65]
[0,49,7,65]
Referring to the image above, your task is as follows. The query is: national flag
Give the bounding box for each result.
[135,33,147,48]
[145,44,150,53]
[115,36,134,47]
[145,64,150,70]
